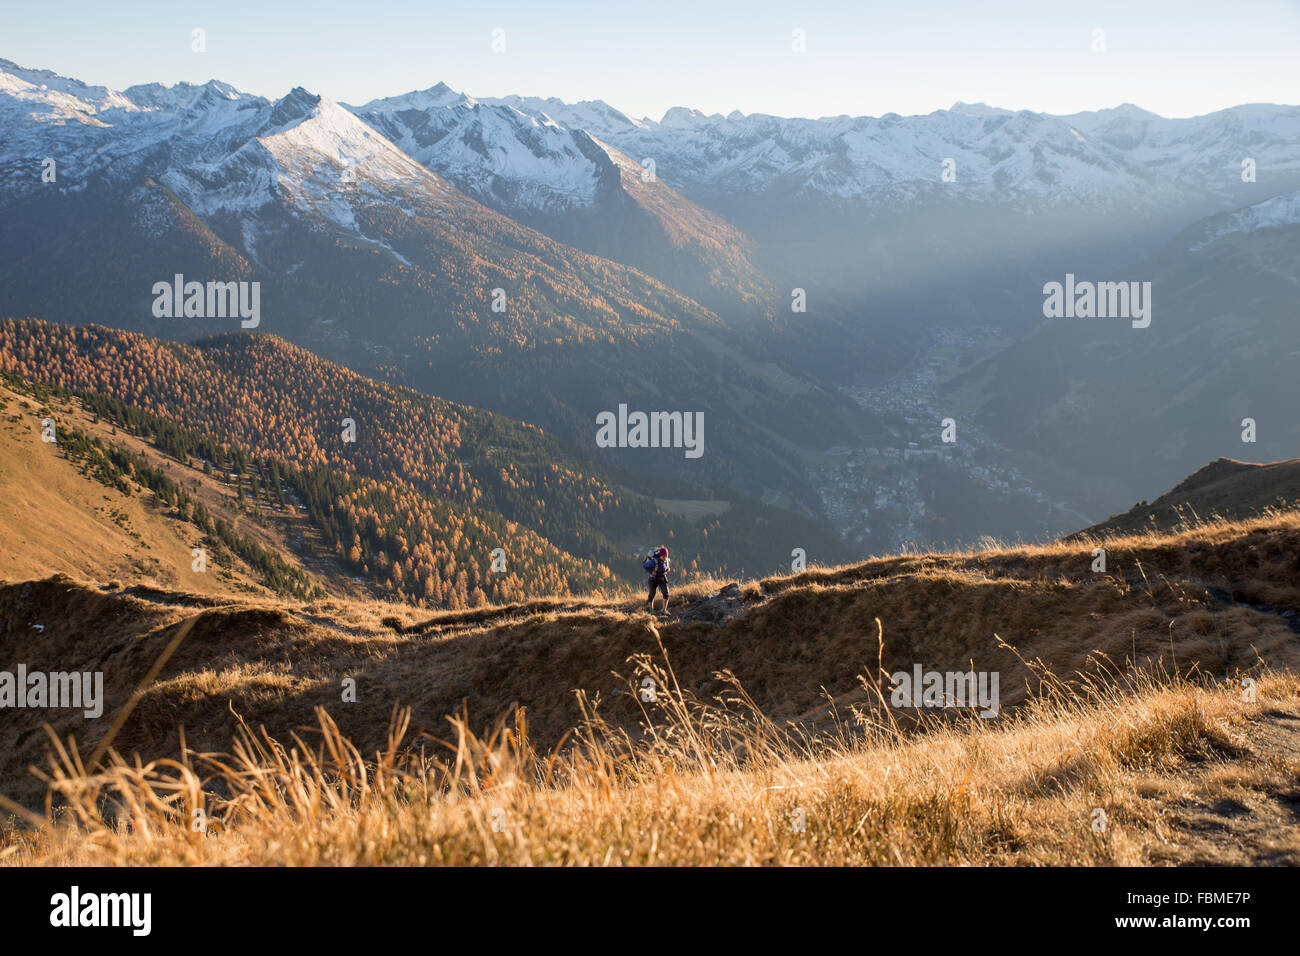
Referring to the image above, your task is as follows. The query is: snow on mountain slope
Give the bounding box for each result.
[1189,189,1300,251]
[166,87,443,234]
[262,91,436,191]
[5,52,1298,216]
[350,83,776,314]
[349,86,604,211]
[483,93,1300,208]
[0,58,738,343]
[4,54,1299,337]
[482,93,652,141]
[478,95,1136,201]
[123,78,246,113]
[0,61,270,206]
[0,56,138,119]
[353,80,758,235]
[0,61,446,262]
[1064,102,1300,199]
[566,105,1182,203]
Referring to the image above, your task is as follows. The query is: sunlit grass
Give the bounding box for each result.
[4,628,1293,867]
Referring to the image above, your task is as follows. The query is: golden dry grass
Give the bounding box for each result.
[3,509,1300,865]
[0,382,366,600]
[4,640,1297,867]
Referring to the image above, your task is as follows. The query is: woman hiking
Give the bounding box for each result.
[643,546,670,613]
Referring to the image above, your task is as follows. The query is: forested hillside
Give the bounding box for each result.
[0,319,849,604]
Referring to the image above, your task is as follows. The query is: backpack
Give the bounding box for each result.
[642,555,656,574]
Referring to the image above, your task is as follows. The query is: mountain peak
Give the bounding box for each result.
[1082,102,1162,122]
[1108,102,1158,117]
[408,80,470,106]
[282,86,321,106]
[0,57,137,113]
[264,86,323,130]
[947,101,1005,117]
[660,106,716,128]
[350,82,473,114]
[123,79,235,111]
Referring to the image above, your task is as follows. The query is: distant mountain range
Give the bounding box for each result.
[7,55,1298,342]
[2,55,1299,554]
[0,58,871,512]
[361,82,1300,347]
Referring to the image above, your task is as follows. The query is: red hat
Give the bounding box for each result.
[657,546,668,557]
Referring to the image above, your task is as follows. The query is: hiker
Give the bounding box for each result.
[643,545,670,612]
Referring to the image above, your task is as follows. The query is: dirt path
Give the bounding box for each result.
[1151,703,1300,865]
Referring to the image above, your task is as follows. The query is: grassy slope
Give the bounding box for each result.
[0,382,358,600]
[4,629,1298,866]
[1072,456,1300,540]
[3,508,1300,864]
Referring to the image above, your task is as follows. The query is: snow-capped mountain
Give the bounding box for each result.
[482,94,654,143]
[349,84,606,212]
[0,57,871,507]
[482,94,1300,208]
[376,83,1300,343]
[0,60,721,344]
[157,86,457,265]
[1189,187,1300,251]
[359,83,1292,242]
[348,84,775,317]
[7,54,1298,327]
[1063,102,1300,201]
[0,58,271,207]
[346,81,1299,334]
[4,55,1299,371]
[559,102,1178,204]
[0,56,139,119]
[8,53,1300,248]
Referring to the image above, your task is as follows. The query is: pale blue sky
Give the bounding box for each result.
[4,0,1299,119]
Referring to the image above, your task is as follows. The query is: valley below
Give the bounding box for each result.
[815,325,1094,554]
